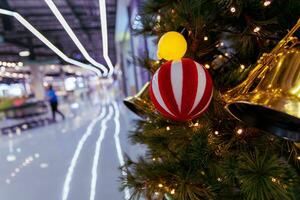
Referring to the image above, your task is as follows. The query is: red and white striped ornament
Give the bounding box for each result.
[149,58,213,121]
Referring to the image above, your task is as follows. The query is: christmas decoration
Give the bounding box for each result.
[224,19,300,141]
[123,82,156,118]
[149,58,213,121]
[157,31,187,61]
[121,1,300,199]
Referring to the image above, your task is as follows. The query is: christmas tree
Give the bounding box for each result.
[121,0,300,199]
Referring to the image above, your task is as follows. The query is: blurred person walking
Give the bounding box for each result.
[46,85,65,121]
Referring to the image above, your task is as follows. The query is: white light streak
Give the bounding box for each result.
[90,106,113,200]
[112,102,130,200]
[0,8,101,76]
[62,107,107,200]
[45,0,109,76]
[99,0,115,76]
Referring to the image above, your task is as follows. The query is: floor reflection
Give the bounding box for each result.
[0,93,139,200]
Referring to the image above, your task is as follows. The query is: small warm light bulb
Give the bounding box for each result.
[158,183,163,188]
[297,156,300,160]
[225,52,229,57]
[204,36,208,41]
[220,42,224,46]
[271,177,277,182]
[240,64,245,70]
[157,15,161,22]
[214,131,219,135]
[230,7,236,13]
[217,177,222,182]
[152,158,156,161]
[170,189,175,194]
[166,126,170,131]
[264,1,271,6]
[194,122,199,127]
[204,64,210,69]
[237,128,243,135]
[253,27,261,33]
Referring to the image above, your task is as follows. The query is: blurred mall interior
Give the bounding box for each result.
[0,0,153,199]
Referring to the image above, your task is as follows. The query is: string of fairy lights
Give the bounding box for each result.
[201,0,273,71]
[152,121,300,197]
[230,0,272,14]
[148,2,300,196]
[211,0,300,167]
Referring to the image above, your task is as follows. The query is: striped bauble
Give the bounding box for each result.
[149,58,213,121]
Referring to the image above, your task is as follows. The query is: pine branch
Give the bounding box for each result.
[121,0,300,199]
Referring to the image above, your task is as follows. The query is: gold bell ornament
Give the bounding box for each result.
[224,19,300,141]
[123,82,156,118]
[294,142,300,149]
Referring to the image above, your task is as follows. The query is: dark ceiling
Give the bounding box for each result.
[0,0,116,65]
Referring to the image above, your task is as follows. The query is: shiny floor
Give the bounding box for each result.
[0,95,142,200]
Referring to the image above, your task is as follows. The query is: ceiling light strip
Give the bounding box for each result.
[45,0,109,77]
[99,0,115,76]
[0,8,102,76]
